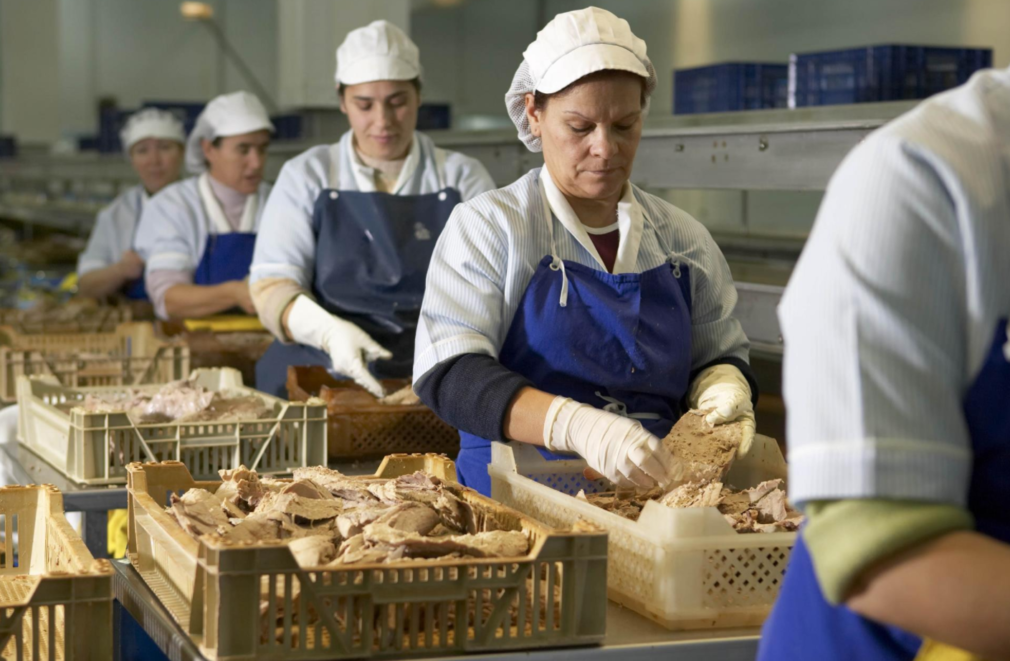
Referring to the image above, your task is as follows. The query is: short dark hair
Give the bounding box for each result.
[533,70,647,112]
[338,77,422,98]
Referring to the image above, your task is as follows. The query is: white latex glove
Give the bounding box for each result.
[286,295,392,398]
[543,397,678,490]
[688,364,756,454]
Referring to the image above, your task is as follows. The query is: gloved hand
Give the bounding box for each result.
[688,364,756,454]
[543,397,679,490]
[286,295,392,398]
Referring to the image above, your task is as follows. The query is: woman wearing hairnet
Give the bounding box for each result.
[134,91,273,320]
[413,7,757,495]
[250,20,495,398]
[77,109,185,300]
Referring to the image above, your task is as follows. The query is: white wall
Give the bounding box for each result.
[0,0,62,143]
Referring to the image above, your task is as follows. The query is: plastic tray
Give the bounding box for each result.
[789,44,992,107]
[674,62,788,114]
[126,455,607,660]
[0,484,113,660]
[0,304,132,335]
[16,367,327,486]
[287,366,460,460]
[489,439,796,631]
[0,322,189,403]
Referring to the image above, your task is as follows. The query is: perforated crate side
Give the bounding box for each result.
[328,410,459,459]
[0,485,112,660]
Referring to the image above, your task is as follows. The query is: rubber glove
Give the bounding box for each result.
[286,294,391,398]
[543,397,679,490]
[688,364,756,455]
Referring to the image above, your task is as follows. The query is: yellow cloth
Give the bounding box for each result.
[107,508,129,558]
[804,499,974,605]
[183,315,264,332]
[915,639,984,661]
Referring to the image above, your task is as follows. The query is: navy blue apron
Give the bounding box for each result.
[193,232,257,286]
[455,181,694,496]
[255,183,462,397]
[758,318,1010,661]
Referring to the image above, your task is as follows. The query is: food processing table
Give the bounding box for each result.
[111,559,761,661]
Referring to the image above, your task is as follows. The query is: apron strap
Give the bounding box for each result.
[640,208,682,279]
[434,147,448,192]
[595,391,662,420]
[328,143,342,190]
[538,174,569,308]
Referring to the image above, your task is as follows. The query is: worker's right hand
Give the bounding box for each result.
[118,250,145,280]
[286,295,391,398]
[228,280,257,315]
[544,397,678,490]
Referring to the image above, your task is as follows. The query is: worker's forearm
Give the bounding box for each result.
[78,264,129,299]
[163,282,239,319]
[847,530,1010,660]
[502,386,554,446]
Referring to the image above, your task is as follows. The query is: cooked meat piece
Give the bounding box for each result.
[372,502,441,535]
[288,536,338,567]
[292,466,379,504]
[369,472,443,505]
[434,491,476,534]
[78,381,272,424]
[377,385,421,406]
[459,531,530,558]
[658,481,726,509]
[336,506,390,539]
[662,409,745,482]
[333,534,399,565]
[280,479,334,500]
[261,493,343,527]
[217,465,267,512]
[362,524,528,560]
[169,489,230,538]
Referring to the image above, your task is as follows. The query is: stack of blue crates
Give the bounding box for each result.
[270,114,303,141]
[789,44,992,107]
[417,103,451,130]
[140,101,205,135]
[674,63,788,114]
[97,107,133,154]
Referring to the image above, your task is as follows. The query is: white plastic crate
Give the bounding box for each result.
[16,367,327,486]
[489,438,796,630]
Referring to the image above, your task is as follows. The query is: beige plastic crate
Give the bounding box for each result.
[0,304,132,335]
[0,322,189,403]
[16,367,327,486]
[127,456,608,661]
[489,438,796,631]
[0,484,113,660]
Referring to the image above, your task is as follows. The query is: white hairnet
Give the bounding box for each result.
[185,91,274,174]
[336,20,422,86]
[505,8,657,152]
[120,108,186,154]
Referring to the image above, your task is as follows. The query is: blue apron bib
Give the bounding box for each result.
[193,231,257,286]
[255,184,462,397]
[454,184,694,496]
[758,318,1010,661]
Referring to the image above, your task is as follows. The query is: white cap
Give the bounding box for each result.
[119,108,185,153]
[185,91,274,174]
[335,20,422,86]
[506,7,657,152]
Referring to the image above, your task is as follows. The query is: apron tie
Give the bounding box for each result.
[1003,320,1010,362]
[595,391,662,420]
[549,255,569,307]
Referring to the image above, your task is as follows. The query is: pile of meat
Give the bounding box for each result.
[167,465,530,567]
[75,379,275,423]
[578,409,803,534]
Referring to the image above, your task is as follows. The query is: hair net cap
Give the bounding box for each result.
[119,108,185,153]
[505,7,657,152]
[185,91,274,174]
[336,20,422,87]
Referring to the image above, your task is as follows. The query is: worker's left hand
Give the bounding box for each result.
[689,364,756,454]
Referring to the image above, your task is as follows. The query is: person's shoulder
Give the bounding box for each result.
[634,185,714,247]
[98,184,143,219]
[277,144,332,182]
[149,176,198,207]
[455,169,536,218]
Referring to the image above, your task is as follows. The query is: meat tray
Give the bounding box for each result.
[0,321,189,403]
[16,367,327,486]
[287,366,460,460]
[126,455,607,660]
[0,484,113,660]
[489,440,796,631]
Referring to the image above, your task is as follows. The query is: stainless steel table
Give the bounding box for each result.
[112,560,760,661]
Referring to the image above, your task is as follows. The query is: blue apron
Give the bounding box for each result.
[455,184,695,496]
[255,184,462,397]
[758,318,1010,661]
[193,232,257,286]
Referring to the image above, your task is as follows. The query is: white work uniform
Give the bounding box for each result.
[250,130,495,289]
[413,167,750,382]
[780,67,1010,508]
[77,185,147,275]
[135,175,272,276]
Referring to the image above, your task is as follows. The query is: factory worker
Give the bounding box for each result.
[250,20,495,397]
[77,109,185,300]
[135,91,273,320]
[759,69,1010,660]
[413,7,757,495]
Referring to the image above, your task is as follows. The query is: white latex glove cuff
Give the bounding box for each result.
[543,396,580,454]
[688,364,754,426]
[286,294,334,350]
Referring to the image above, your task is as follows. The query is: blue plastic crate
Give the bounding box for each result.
[270,113,303,141]
[141,101,205,135]
[789,44,992,107]
[674,63,788,115]
[98,107,133,154]
[417,103,451,130]
[0,135,17,159]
